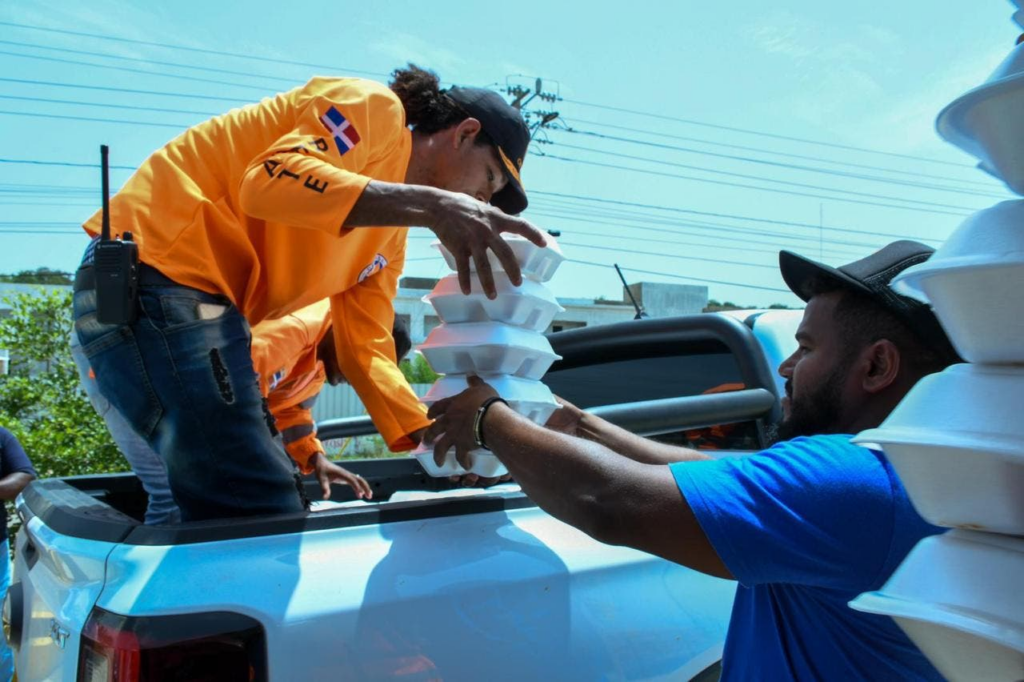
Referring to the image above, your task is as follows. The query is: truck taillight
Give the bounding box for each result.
[78,607,267,682]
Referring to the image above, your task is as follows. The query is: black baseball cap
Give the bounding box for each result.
[779,240,960,361]
[446,86,530,215]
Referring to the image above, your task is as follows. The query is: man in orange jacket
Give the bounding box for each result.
[252,301,414,502]
[72,64,544,520]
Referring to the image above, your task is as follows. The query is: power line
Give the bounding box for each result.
[563,117,999,189]
[555,128,1003,199]
[561,97,972,169]
[538,145,981,212]
[0,49,279,92]
[565,258,790,293]
[0,38,298,87]
[0,20,390,78]
[0,94,219,117]
[530,189,946,243]
[0,158,136,170]
[0,109,189,129]
[558,240,778,269]
[527,206,875,252]
[531,152,973,217]
[0,77,250,102]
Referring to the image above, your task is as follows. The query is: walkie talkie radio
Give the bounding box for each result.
[94,145,139,325]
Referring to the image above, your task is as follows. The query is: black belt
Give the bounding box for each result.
[73,263,178,292]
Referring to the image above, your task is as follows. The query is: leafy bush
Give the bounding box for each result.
[400,352,440,384]
[0,290,126,478]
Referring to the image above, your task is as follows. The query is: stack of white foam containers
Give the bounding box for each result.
[410,235,566,478]
[850,9,1024,679]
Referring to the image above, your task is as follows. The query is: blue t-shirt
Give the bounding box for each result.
[671,434,944,681]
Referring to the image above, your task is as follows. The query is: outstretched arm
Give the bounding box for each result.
[425,378,731,579]
[546,397,710,465]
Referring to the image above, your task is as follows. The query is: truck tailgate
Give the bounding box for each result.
[11,482,135,681]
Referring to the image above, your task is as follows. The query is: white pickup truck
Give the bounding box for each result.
[5,310,799,682]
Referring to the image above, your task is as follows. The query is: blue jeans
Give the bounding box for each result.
[0,539,11,682]
[70,333,181,525]
[72,266,306,521]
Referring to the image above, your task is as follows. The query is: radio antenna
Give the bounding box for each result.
[100,144,111,241]
[614,263,648,320]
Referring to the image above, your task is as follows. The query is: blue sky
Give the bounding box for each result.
[0,0,1019,306]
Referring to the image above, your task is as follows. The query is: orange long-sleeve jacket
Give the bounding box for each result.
[250,300,333,474]
[83,77,429,449]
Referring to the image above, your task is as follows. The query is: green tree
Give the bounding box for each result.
[400,353,440,384]
[0,290,125,478]
[0,268,73,285]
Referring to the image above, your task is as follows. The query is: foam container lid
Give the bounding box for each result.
[850,531,1024,678]
[418,322,560,380]
[424,272,564,332]
[935,40,1024,193]
[889,200,1024,363]
[423,374,556,406]
[411,446,508,479]
[893,200,1024,301]
[433,234,565,283]
[854,364,1024,534]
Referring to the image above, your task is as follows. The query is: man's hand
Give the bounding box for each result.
[423,376,499,469]
[428,193,546,298]
[310,453,373,500]
[545,396,586,437]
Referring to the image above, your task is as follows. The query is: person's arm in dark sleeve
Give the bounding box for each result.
[0,429,36,501]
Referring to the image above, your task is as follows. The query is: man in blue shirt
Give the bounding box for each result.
[0,427,36,682]
[425,241,960,680]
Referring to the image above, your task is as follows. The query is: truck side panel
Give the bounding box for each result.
[97,505,735,681]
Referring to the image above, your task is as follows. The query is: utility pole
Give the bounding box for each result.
[504,75,561,138]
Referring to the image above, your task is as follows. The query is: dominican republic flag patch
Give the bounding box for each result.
[319,106,361,155]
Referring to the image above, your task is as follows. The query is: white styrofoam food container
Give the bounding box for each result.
[411,445,508,478]
[433,234,565,283]
[419,322,560,380]
[892,200,1024,364]
[423,374,561,426]
[850,531,1024,681]
[936,40,1024,194]
[424,273,564,332]
[854,363,1024,535]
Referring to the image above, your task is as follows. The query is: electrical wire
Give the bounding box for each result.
[554,128,1003,199]
[533,148,980,213]
[0,20,390,78]
[561,116,999,189]
[530,189,948,242]
[564,258,791,293]
[0,49,279,92]
[0,38,300,87]
[0,94,220,117]
[560,97,973,169]
[0,109,190,129]
[0,77,250,102]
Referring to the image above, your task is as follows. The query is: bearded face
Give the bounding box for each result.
[768,358,850,445]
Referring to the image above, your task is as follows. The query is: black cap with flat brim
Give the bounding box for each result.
[779,240,960,361]
[446,86,530,215]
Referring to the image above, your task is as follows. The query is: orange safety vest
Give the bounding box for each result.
[251,300,333,474]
